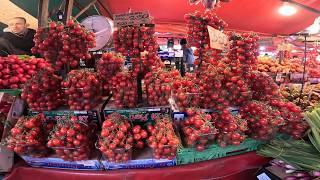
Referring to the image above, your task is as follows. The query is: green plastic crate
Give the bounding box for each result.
[0,89,22,96]
[176,138,263,165]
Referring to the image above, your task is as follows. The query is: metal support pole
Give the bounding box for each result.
[300,35,308,97]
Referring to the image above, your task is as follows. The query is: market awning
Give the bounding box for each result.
[101,0,320,35]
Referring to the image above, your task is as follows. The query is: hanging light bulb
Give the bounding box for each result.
[278,1,297,16]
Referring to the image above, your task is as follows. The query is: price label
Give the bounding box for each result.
[114,11,150,27]
[257,173,271,180]
[275,73,282,82]
[207,25,228,50]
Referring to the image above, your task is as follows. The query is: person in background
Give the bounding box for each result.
[180,38,195,72]
[0,17,36,56]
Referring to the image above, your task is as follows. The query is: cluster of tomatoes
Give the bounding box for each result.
[131,53,164,78]
[32,20,95,70]
[47,116,96,161]
[98,113,133,162]
[0,55,51,89]
[109,71,138,108]
[269,99,308,139]
[239,101,284,140]
[249,72,281,101]
[62,70,102,110]
[182,108,218,151]
[21,69,64,111]
[132,125,149,149]
[172,73,202,111]
[113,25,158,57]
[212,109,248,147]
[145,69,180,106]
[185,10,227,48]
[228,32,259,74]
[147,116,180,159]
[96,52,124,95]
[6,114,51,157]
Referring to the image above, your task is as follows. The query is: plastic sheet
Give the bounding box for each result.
[5,152,270,180]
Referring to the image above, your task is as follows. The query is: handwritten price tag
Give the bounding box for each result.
[207,25,228,50]
[114,11,150,27]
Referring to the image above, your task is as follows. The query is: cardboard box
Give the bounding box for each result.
[104,101,171,122]
[101,148,176,170]
[21,153,103,170]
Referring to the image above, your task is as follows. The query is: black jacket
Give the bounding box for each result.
[0,28,36,55]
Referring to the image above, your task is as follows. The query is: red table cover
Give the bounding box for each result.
[5,152,270,180]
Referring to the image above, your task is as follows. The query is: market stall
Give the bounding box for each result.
[1,0,320,180]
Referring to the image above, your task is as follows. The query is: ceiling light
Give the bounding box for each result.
[279,2,297,16]
[259,46,266,51]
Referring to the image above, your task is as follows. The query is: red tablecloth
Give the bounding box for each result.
[5,152,270,180]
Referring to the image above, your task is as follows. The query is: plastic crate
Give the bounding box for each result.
[0,89,21,96]
[176,138,263,165]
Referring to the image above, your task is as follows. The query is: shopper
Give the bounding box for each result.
[0,17,36,56]
[180,38,195,72]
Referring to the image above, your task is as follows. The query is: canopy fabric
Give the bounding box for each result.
[102,0,320,35]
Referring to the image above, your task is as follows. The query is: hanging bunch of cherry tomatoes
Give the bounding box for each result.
[62,70,102,110]
[21,68,63,111]
[32,20,95,71]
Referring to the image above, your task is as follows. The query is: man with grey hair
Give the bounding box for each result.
[0,17,36,56]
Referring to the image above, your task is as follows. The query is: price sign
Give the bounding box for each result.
[114,11,150,27]
[275,73,282,82]
[207,25,228,50]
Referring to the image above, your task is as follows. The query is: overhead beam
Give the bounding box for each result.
[285,0,320,14]
[63,0,74,23]
[74,0,97,19]
[97,0,112,19]
[37,0,49,27]
[73,0,90,17]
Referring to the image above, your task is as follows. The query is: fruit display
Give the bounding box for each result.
[239,101,284,141]
[269,99,308,139]
[147,116,180,159]
[32,20,95,70]
[280,85,320,111]
[181,108,218,151]
[0,55,51,89]
[171,73,201,111]
[211,109,248,147]
[228,32,259,73]
[109,71,138,108]
[184,10,227,48]
[6,114,51,157]
[185,10,227,64]
[62,70,102,110]
[257,57,303,73]
[98,113,132,162]
[131,52,164,78]
[21,68,63,111]
[145,68,180,106]
[96,52,124,94]
[132,125,149,149]
[249,71,281,101]
[113,25,158,57]
[47,116,97,161]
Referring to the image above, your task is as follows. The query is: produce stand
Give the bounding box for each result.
[5,152,270,180]
[1,0,320,179]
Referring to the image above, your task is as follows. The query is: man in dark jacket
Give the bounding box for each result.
[0,17,36,56]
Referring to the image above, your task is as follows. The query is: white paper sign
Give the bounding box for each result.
[114,11,150,27]
[207,25,228,50]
